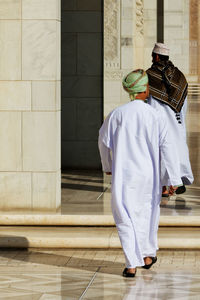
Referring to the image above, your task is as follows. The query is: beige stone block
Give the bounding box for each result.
[143,48,153,70]
[144,0,156,10]
[0,0,21,19]
[32,172,60,212]
[0,21,21,80]
[144,20,157,37]
[0,81,31,110]
[56,111,61,170]
[134,47,144,69]
[165,28,183,40]
[56,170,61,210]
[165,0,183,11]
[57,0,61,21]
[170,58,188,74]
[122,7,133,20]
[122,0,133,8]
[104,103,119,117]
[144,9,156,20]
[144,37,156,48]
[170,44,182,55]
[22,20,57,80]
[0,173,31,211]
[121,20,133,36]
[186,113,200,132]
[121,46,134,69]
[56,21,61,81]
[134,37,144,48]
[32,81,56,111]
[182,43,189,56]
[23,111,60,171]
[104,97,120,107]
[104,81,121,99]
[56,81,61,110]
[121,86,128,98]
[0,112,21,171]
[165,13,183,27]
[22,0,59,20]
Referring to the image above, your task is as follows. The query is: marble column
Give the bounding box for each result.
[0,0,61,212]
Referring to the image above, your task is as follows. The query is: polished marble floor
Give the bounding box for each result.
[61,170,200,216]
[61,95,200,217]
[0,248,199,299]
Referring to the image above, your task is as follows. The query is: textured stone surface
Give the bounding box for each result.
[0,0,21,19]
[0,81,31,111]
[32,172,60,211]
[0,173,31,210]
[23,112,60,171]
[0,0,61,212]
[22,20,58,80]
[0,112,21,171]
[22,0,59,19]
[0,20,21,80]
[32,81,56,111]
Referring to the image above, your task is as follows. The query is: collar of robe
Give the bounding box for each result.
[131,98,148,103]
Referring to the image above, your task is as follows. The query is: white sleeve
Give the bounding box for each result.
[98,112,113,173]
[180,96,187,140]
[159,116,182,186]
[181,96,187,119]
[98,138,112,172]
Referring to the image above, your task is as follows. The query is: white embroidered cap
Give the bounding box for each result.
[152,43,169,56]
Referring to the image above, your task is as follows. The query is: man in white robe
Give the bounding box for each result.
[147,43,194,196]
[98,69,182,277]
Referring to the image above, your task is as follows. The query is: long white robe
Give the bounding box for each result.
[98,100,182,268]
[148,96,194,185]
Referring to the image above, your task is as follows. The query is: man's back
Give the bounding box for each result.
[100,100,163,188]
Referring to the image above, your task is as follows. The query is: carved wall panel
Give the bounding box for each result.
[136,0,144,35]
[104,0,120,70]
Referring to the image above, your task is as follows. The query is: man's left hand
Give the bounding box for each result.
[169,185,177,196]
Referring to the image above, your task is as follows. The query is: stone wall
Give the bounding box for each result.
[164,0,189,76]
[104,0,134,116]
[0,0,61,212]
[104,0,191,117]
[104,0,157,117]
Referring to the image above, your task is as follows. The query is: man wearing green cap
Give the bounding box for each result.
[98,69,182,277]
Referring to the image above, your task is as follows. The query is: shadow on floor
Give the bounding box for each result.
[61,182,106,192]
[62,176,104,184]
[0,248,124,274]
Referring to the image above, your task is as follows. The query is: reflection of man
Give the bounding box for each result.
[98,69,182,277]
[147,43,194,196]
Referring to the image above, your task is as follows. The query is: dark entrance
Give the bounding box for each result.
[61,0,103,169]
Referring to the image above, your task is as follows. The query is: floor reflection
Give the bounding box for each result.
[0,249,199,299]
[61,95,200,217]
[62,170,200,216]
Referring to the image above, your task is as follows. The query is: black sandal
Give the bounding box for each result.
[175,185,186,194]
[142,256,157,270]
[123,268,137,277]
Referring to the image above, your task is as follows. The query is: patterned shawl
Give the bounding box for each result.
[146,61,188,112]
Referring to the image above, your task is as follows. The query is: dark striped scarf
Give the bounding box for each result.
[146,61,188,113]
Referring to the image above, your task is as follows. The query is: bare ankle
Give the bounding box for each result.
[127,267,136,274]
[144,257,152,265]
